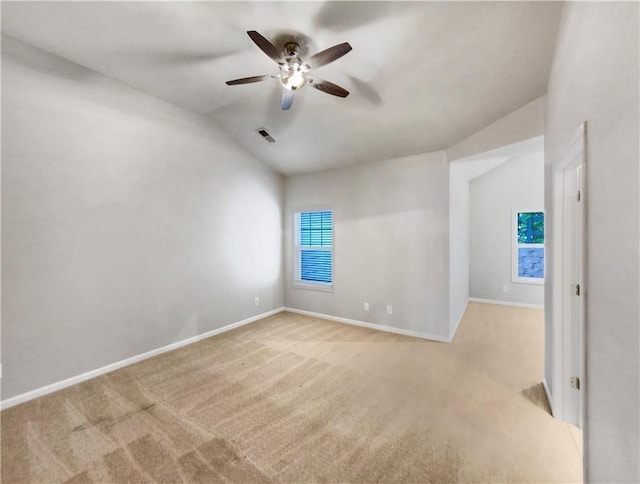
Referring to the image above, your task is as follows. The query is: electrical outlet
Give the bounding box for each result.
[363,302,369,311]
[386,305,392,315]
[255,297,260,306]
[503,285,509,293]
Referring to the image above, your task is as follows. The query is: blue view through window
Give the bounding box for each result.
[516,211,544,281]
[299,211,332,284]
[518,247,545,278]
[517,212,544,244]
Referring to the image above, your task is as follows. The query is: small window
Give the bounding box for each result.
[512,210,545,284]
[294,210,333,290]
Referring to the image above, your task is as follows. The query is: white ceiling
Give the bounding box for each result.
[2,1,563,175]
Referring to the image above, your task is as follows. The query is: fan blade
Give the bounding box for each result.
[304,42,352,70]
[281,90,295,110]
[309,78,350,98]
[247,31,285,65]
[226,75,271,86]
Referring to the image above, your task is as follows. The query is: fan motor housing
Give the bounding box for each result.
[284,42,301,58]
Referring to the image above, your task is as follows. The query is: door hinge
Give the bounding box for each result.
[576,190,581,202]
[571,376,581,390]
[571,284,580,296]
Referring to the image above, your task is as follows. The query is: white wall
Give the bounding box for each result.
[449,163,470,333]
[446,96,545,163]
[469,143,544,306]
[545,3,639,481]
[1,37,284,400]
[284,152,450,339]
[449,153,518,332]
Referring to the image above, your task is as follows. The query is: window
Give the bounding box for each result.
[294,210,333,290]
[512,210,545,284]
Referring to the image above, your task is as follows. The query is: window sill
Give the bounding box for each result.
[512,277,545,285]
[293,281,334,293]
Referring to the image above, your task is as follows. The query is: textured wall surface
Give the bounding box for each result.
[544,2,639,481]
[284,152,450,339]
[2,37,284,399]
[469,148,545,306]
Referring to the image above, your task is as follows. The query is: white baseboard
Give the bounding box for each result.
[0,307,285,410]
[283,307,452,343]
[449,299,469,343]
[542,377,554,416]
[468,297,543,310]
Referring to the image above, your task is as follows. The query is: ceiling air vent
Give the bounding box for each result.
[256,128,276,143]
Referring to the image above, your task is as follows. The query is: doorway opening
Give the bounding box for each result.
[449,134,584,480]
[449,135,546,334]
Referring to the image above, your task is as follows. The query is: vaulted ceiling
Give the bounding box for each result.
[2,1,563,175]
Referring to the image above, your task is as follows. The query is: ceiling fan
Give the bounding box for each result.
[225,31,352,110]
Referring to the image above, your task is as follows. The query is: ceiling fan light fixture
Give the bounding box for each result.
[279,61,309,91]
[279,70,307,91]
[225,31,352,109]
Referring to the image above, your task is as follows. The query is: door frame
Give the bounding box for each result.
[552,122,587,427]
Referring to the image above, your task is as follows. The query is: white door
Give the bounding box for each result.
[553,122,586,427]
[562,162,584,427]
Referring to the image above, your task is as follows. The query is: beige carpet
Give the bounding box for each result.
[1,303,583,483]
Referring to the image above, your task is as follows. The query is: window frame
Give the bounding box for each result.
[293,209,334,292]
[511,208,545,285]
